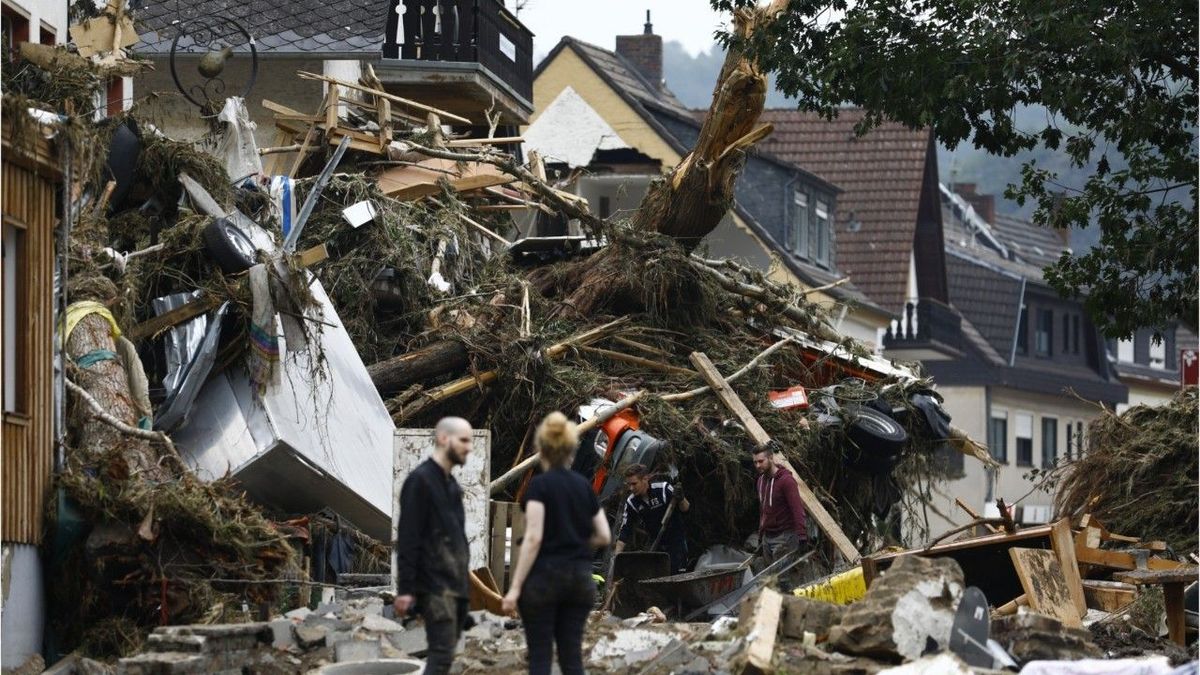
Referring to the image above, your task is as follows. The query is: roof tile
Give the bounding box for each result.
[757,108,933,310]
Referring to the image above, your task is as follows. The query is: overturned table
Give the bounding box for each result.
[1114,566,1198,646]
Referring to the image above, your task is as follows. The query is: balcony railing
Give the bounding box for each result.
[382,0,533,102]
[883,297,964,352]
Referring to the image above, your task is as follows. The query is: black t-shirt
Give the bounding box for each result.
[521,467,600,572]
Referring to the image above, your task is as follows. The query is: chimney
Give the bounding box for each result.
[615,10,663,90]
[953,183,996,225]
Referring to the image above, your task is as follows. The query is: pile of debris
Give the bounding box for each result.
[9,5,1195,671]
[1051,388,1198,554]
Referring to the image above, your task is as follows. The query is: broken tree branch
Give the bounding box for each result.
[66,378,180,462]
[660,336,794,402]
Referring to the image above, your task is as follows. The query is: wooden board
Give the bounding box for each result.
[377,158,514,201]
[1049,518,1086,618]
[70,0,138,57]
[1009,548,1081,628]
[741,587,783,673]
[391,429,491,584]
[688,351,860,563]
[1082,580,1136,613]
[1074,545,1184,572]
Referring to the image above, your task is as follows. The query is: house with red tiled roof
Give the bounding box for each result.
[523,18,895,350]
[756,109,949,317]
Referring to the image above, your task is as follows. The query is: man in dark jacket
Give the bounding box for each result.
[753,445,808,564]
[615,464,690,573]
[394,417,473,674]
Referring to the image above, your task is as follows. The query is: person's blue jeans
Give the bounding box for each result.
[518,563,595,675]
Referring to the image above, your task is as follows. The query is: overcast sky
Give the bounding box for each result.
[513,0,732,59]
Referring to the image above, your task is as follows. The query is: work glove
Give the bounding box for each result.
[671,480,685,502]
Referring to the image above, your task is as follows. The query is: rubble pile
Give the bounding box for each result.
[8,28,1196,672]
[1052,388,1198,553]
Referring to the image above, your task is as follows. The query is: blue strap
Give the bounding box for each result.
[74,349,118,368]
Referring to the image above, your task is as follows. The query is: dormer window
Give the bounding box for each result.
[1149,338,1166,370]
[814,200,830,268]
[1117,338,1134,363]
[1035,308,1053,357]
[792,191,809,257]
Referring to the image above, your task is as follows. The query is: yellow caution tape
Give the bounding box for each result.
[792,565,867,605]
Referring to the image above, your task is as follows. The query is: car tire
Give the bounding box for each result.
[844,405,907,475]
[202,217,258,273]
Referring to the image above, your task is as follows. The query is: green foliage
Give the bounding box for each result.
[717,0,1198,338]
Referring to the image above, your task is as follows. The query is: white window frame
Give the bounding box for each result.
[792,190,809,258]
[1117,338,1134,363]
[814,200,830,267]
[1149,338,1166,370]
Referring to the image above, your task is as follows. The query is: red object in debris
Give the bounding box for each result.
[769,385,810,411]
[1182,349,1198,388]
[590,407,640,495]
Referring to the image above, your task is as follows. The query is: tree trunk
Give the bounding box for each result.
[547,7,777,315]
[368,340,469,396]
[66,313,170,481]
[632,7,772,247]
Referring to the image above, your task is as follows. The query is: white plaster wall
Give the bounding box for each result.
[1117,382,1176,413]
[4,0,67,43]
[1,544,44,669]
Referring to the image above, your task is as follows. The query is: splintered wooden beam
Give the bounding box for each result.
[127,296,222,341]
[688,351,860,563]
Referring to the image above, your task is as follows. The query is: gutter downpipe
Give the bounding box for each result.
[1007,277,1027,367]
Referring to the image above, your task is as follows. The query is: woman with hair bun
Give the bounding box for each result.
[502,412,611,675]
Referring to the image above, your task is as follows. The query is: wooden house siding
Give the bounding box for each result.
[2,125,59,545]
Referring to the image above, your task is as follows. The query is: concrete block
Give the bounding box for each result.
[294,625,329,650]
[781,596,845,640]
[335,639,382,663]
[269,619,297,650]
[360,614,404,633]
[146,633,207,653]
[386,627,428,656]
[305,615,353,632]
[314,601,345,616]
[285,607,313,621]
[117,651,208,674]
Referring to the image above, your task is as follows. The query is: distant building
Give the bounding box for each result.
[133,0,534,145]
[525,18,893,348]
[887,182,1128,531]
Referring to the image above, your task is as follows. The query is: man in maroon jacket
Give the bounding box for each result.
[753,445,808,565]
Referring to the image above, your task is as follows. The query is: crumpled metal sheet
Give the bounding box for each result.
[152,292,230,432]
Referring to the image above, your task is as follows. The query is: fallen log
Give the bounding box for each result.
[368,340,470,397]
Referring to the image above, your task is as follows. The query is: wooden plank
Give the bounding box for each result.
[688,351,860,563]
[741,587,783,673]
[1164,583,1187,646]
[489,502,508,590]
[1081,580,1136,612]
[1074,546,1184,572]
[296,70,472,124]
[1049,518,1086,618]
[446,136,524,147]
[995,594,1027,615]
[1114,566,1200,586]
[510,505,525,592]
[126,296,222,341]
[296,243,328,268]
[871,524,1055,564]
[1009,548,1082,628]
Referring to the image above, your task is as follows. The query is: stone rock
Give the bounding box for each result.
[314,601,345,616]
[386,627,428,656]
[304,614,353,632]
[117,651,208,675]
[284,606,312,621]
[877,653,974,674]
[294,625,329,650]
[992,612,1102,663]
[828,555,964,662]
[360,613,404,633]
[269,619,297,650]
[335,638,382,662]
[782,596,846,640]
